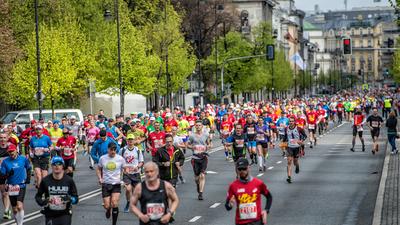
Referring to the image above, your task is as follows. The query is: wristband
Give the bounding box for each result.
[167,209,175,216]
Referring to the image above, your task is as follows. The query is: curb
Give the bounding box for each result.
[372,139,390,225]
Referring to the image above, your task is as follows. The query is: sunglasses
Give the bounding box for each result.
[237,167,247,171]
[52,162,63,166]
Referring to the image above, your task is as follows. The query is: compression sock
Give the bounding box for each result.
[258,156,263,167]
[15,210,24,225]
[112,207,119,225]
[224,151,228,157]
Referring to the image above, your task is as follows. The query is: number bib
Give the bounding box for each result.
[371,121,379,128]
[48,195,67,210]
[193,145,206,154]
[239,202,257,220]
[247,127,255,135]
[256,134,265,141]
[126,164,137,174]
[289,139,299,145]
[308,124,315,129]
[154,140,163,149]
[235,139,245,148]
[63,148,73,156]
[357,126,363,132]
[34,147,47,156]
[8,185,20,196]
[146,203,165,220]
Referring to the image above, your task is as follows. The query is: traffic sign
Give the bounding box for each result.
[34,91,45,101]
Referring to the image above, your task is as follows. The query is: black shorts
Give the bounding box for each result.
[123,173,141,186]
[286,147,300,158]
[101,184,121,198]
[371,128,380,138]
[308,129,316,133]
[236,220,263,225]
[352,126,363,137]
[257,142,269,149]
[63,158,74,169]
[191,158,208,176]
[46,214,72,225]
[279,134,286,141]
[9,186,26,207]
[32,157,50,170]
[79,135,86,145]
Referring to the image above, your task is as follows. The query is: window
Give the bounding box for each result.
[368,39,372,47]
[351,57,356,72]
[368,55,373,71]
[351,28,355,36]
[1,112,18,124]
[15,114,30,124]
[329,30,334,36]
[367,28,371,35]
[33,113,52,121]
[359,28,363,35]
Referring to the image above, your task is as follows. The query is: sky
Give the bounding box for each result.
[295,0,391,12]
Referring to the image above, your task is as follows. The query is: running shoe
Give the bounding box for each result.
[198,192,203,200]
[295,165,300,174]
[106,208,111,219]
[3,209,11,220]
[124,201,130,213]
[286,176,292,183]
[179,175,185,184]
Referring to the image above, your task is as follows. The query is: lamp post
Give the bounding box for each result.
[104,0,124,116]
[34,0,43,120]
[214,2,224,100]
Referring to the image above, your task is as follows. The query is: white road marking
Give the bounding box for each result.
[206,170,218,174]
[267,166,274,170]
[189,216,202,222]
[257,173,264,177]
[276,161,282,164]
[210,203,221,208]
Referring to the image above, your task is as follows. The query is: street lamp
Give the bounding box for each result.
[214,2,224,100]
[34,0,43,119]
[104,0,124,116]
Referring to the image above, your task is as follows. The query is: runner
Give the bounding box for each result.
[255,117,270,172]
[226,124,247,162]
[171,127,186,183]
[285,117,307,183]
[350,108,366,152]
[97,142,126,225]
[130,162,179,225]
[86,120,99,170]
[56,128,77,177]
[0,132,11,219]
[91,130,120,165]
[244,114,258,165]
[276,112,289,156]
[120,134,144,213]
[225,158,272,225]
[147,122,166,158]
[153,134,185,188]
[220,114,234,160]
[29,125,52,188]
[35,156,78,225]
[366,107,384,154]
[306,106,318,148]
[187,120,211,200]
[0,144,31,225]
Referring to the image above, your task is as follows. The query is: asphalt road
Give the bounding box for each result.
[0,121,386,225]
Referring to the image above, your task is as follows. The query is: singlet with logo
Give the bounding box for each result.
[244,122,257,141]
[98,154,126,185]
[121,146,143,175]
[188,132,209,159]
[139,181,169,225]
[366,115,383,129]
[227,133,247,158]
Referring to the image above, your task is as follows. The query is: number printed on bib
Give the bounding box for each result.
[48,195,67,210]
[357,126,363,132]
[8,185,20,196]
[146,203,165,220]
[34,147,44,156]
[239,202,257,220]
[193,145,206,154]
[63,148,73,156]
[289,139,298,145]
[308,124,315,129]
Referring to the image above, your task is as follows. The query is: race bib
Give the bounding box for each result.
[189,121,195,126]
[235,139,245,148]
[239,202,257,220]
[34,147,45,156]
[357,126,363,132]
[126,165,138,174]
[154,140,163,149]
[289,139,299,145]
[146,203,165,220]
[308,124,315,129]
[8,185,20,196]
[371,121,379,128]
[48,195,67,210]
[247,127,255,134]
[88,136,95,143]
[256,134,265,141]
[63,148,73,156]
[193,145,206,154]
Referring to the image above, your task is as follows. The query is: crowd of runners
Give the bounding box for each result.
[0,88,398,225]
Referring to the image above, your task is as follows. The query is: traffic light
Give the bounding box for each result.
[343,38,352,55]
[266,44,274,61]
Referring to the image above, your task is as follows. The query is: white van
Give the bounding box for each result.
[1,109,84,128]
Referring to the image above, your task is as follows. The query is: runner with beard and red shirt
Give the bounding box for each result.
[306,107,318,148]
[244,115,258,165]
[225,158,272,225]
[56,128,77,177]
[336,101,344,124]
[316,105,327,136]
[147,122,166,157]
[186,113,197,131]
[220,114,234,160]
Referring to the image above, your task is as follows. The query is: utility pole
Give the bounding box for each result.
[165,0,171,108]
[35,0,43,119]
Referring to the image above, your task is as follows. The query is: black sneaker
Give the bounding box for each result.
[286,176,292,183]
[89,166,94,170]
[310,144,313,149]
[372,150,375,155]
[106,208,111,219]
[124,201,130,213]
[282,152,286,157]
[362,146,365,152]
[350,148,355,152]
[198,192,203,200]
[196,182,200,193]
[295,165,300,174]
[179,175,185,184]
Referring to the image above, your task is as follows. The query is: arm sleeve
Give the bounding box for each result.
[70,179,79,205]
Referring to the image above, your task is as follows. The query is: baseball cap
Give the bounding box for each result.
[30,120,37,125]
[127,134,135,140]
[70,115,76,120]
[53,120,60,125]
[99,130,107,137]
[133,118,140,123]
[51,156,65,166]
[7,144,17,152]
[166,113,172,117]
[236,157,249,169]
[36,125,43,130]
[150,117,156,121]
[98,123,106,129]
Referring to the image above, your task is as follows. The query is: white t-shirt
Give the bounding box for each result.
[98,154,126,185]
[120,146,144,175]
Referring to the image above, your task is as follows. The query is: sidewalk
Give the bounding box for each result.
[373,136,400,225]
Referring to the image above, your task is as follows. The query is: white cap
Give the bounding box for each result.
[98,124,105,129]
[150,117,156,121]
[166,113,172,117]
[133,118,140,123]
[36,125,43,130]
[70,115,76,120]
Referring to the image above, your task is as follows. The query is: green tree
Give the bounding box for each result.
[5,20,98,111]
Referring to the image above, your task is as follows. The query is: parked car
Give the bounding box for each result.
[0,109,84,128]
